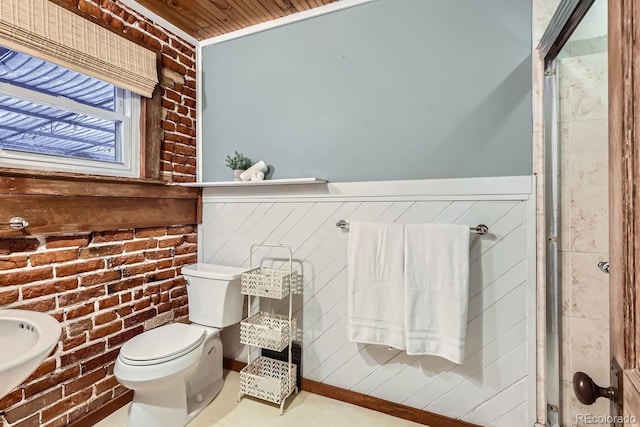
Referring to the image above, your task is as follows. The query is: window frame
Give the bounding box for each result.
[0,76,141,178]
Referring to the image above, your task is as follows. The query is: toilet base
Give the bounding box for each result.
[126,376,223,427]
[117,330,225,427]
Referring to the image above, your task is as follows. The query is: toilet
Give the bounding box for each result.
[114,263,246,427]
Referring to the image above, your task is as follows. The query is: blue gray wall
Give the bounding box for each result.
[201,0,532,182]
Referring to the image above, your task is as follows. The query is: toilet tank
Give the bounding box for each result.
[181,263,246,327]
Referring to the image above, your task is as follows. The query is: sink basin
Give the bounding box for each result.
[0,309,61,398]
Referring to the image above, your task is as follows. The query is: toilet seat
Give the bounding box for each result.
[119,323,212,366]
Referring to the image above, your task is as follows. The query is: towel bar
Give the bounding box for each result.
[335,220,489,235]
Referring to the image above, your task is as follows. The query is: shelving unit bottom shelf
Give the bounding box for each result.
[238,356,297,411]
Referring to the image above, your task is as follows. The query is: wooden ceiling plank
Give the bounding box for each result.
[255,0,288,17]
[289,0,311,12]
[209,0,256,28]
[271,0,297,13]
[225,0,262,26]
[242,0,275,17]
[196,0,246,31]
[134,0,212,38]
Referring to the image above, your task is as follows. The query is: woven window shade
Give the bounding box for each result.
[0,0,158,97]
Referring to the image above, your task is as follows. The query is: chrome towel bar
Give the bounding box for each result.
[335,220,489,235]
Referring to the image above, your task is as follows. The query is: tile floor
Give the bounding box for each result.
[95,370,425,427]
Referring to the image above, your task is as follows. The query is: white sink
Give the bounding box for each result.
[0,309,61,398]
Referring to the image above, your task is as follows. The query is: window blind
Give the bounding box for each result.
[0,0,158,97]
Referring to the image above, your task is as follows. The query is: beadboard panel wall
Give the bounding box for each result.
[200,177,536,427]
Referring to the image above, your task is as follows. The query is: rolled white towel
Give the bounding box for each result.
[251,172,265,181]
[240,160,267,181]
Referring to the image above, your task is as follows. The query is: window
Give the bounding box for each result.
[0,46,140,177]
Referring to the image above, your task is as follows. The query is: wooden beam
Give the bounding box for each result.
[0,194,198,237]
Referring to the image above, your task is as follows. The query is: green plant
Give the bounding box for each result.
[225,151,252,170]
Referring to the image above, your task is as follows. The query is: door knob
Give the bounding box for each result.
[573,371,617,404]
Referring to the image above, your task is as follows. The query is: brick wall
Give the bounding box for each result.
[0,227,197,426]
[0,1,198,426]
[74,0,197,183]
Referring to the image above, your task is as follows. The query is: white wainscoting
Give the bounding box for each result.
[199,176,536,427]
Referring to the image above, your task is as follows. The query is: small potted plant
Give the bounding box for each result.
[225,151,252,181]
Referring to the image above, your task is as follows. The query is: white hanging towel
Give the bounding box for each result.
[404,223,470,363]
[346,221,405,350]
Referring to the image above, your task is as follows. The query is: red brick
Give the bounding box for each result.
[91,230,134,243]
[95,375,120,395]
[56,259,104,277]
[0,388,23,411]
[60,342,106,367]
[62,334,87,351]
[11,413,40,427]
[65,302,95,319]
[0,238,41,255]
[0,267,53,286]
[45,235,90,249]
[88,321,122,340]
[157,236,184,248]
[144,248,173,260]
[22,278,78,299]
[80,270,122,286]
[86,391,114,413]
[41,389,92,423]
[108,325,143,348]
[161,98,176,110]
[133,298,151,311]
[157,259,173,269]
[58,287,104,307]
[170,287,187,298]
[161,120,176,131]
[42,414,69,427]
[67,319,93,337]
[30,249,78,266]
[64,368,107,395]
[173,253,197,267]
[176,244,197,255]
[81,349,120,374]
[14,297,56,312]
[123,308,156,328]
[107,277,144,294]
[97,295,119,310]
[123,239,157,252]
[157,301,172,313]
[94,311,117,325]
[162,56,187,75]
[79,244,124,259]
[136,227,167,238]
[108,253,144,267]
[143,284,161,297]
[0,288,19,304]
[3,387,62,423]
[145,269,175,283]
[23,366,80,398]
[121,262,156,276]
[0,255,28,270]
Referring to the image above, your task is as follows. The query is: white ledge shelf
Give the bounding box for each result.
[180,177,328,187]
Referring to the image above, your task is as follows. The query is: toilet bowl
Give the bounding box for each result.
[114,263,246,427]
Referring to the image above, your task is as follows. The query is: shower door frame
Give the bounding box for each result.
[539,0,640,422]
[537,0,597,425]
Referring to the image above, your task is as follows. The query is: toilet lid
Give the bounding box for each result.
[119,323,206,366]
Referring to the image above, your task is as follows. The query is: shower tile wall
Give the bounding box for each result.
[557,51,609,426]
